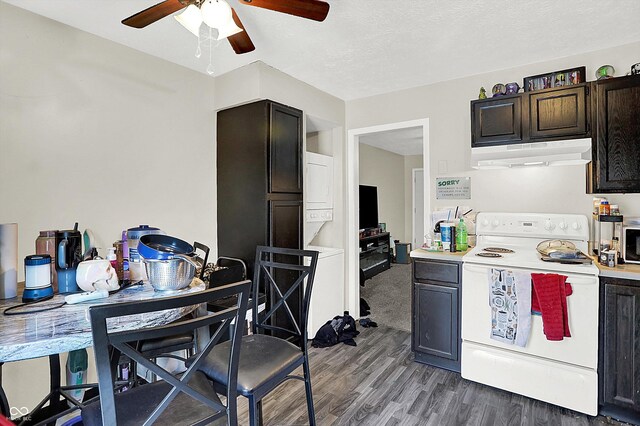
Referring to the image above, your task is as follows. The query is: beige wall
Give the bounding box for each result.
[0,2,219,411]
[0,4,347,413]
[404,155,423,244]
[358,144,405,242]
[347,42,640,220]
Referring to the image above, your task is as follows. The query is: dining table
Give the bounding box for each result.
[0,279,207,425]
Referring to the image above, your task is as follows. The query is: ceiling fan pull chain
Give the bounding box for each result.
[206,26,215,75]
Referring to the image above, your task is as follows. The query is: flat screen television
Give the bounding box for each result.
[359,185,379,230]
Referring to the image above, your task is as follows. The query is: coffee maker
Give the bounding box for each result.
[56,223,83,293]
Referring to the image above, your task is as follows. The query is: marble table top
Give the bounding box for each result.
[0,279,206,363]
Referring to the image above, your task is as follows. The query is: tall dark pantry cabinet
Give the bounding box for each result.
[216,99,304,333]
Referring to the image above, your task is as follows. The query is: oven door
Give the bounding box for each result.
[461,262,598,369]
[624,227,640,264]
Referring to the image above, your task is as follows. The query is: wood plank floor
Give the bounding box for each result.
[235,325,627,426]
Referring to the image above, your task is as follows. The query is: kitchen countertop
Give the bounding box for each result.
[595,261,640,281]
[410,247,470,261]
[0,279,206,363]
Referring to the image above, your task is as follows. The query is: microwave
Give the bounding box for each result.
[623,226,640,264]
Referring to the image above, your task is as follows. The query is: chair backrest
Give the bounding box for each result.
[89,280,251,426]
[251,246,319,348]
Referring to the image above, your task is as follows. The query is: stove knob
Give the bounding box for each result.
[492,220,500,227]
[558,221,568,230]
[572,222,581,230]
[544,220,555,231]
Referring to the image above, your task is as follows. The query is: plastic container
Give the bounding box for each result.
[610,204,620,215]
[456,218,468,251]
[36,230,58,291]
[66,349,88,405]
[440,223,454,251]
[106,247,118,278]
[599,200,610,216]
[25,255,52,288]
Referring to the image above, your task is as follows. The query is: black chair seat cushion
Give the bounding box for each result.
[81,371,225,426]
[140,333,194,355]
[192,334,303,395]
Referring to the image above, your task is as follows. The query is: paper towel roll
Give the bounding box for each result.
[0,223,18,299]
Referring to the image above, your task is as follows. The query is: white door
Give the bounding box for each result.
[412,169,424,248]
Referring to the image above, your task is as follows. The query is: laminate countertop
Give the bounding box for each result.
[595,261,640,281]
[410,248,469,262]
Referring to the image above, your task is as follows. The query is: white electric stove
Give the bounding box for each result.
[461,212,599,415]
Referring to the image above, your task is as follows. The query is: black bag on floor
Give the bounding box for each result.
[312,311,360,348]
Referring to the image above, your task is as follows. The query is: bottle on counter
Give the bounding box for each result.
[456,218,468,251]
[106,247,118,278]
[121,230,129,281]
[600,200,610,216]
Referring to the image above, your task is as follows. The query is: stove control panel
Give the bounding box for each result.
[475,212,589,241]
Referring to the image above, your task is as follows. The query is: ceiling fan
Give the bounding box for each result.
[122,0,331,54]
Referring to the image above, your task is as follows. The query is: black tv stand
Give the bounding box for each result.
[359,232,391,279]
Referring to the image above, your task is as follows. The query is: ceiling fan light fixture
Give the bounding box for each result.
[175,4,203,37]
[201,0,234,29]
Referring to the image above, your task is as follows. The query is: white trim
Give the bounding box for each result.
[412,168,424,248]
[346,119,430,317]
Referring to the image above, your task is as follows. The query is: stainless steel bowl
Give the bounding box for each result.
[143,254,199,291]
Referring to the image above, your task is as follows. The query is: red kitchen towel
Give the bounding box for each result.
[531,273,572,340]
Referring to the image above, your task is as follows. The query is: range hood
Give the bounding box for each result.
[471,138,592,169]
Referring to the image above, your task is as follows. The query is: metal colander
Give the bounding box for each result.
[144,254,199,291]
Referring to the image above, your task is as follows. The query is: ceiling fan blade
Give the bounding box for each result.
[122,0,192,28]
[239,0,330,22]
[227,8,256,54]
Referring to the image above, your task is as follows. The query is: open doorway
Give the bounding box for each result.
[346,119,430,329]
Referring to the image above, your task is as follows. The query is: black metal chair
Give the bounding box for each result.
[191,246,319,426]
[81,280,250,426]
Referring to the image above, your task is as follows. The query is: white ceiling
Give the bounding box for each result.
[4,0,640,100]
[359,126,423,156]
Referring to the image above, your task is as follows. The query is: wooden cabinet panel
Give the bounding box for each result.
[411,259,461,372]
[603,282,640,410]
[414,260,459,284]
[599,277,640,424]
[269,103,303,194]
[414,283,459,360]
[530,85,588,139]
[268,199,303,335]
[471,96,523,147]
[591,76,640,193]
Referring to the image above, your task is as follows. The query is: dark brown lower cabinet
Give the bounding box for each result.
[599,276,640,424]
[412,258,461,372]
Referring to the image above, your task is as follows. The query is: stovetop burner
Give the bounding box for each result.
[476,252,502,258]
[483,247,515,254]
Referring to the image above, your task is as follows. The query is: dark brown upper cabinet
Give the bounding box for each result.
[268,102,303,194]
[471,83,591,148]
[471,95,523,147]
[529,85,589,139]
[588,75,640,193]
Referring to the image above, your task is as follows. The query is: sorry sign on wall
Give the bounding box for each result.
[436,177,471,199]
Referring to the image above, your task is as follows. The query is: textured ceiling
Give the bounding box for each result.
[3,0,640,100]
[359,127,423,156]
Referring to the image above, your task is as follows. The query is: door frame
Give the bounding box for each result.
[346,119,430,317]
[412,168,424,249]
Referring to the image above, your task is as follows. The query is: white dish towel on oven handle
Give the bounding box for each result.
[488,269,532,347]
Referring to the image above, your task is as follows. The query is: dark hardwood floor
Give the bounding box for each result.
[236,325,627,425]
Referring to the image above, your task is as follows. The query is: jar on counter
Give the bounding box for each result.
[610,204,620,215]
[599,200,610,216]
[35,230,58,292]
